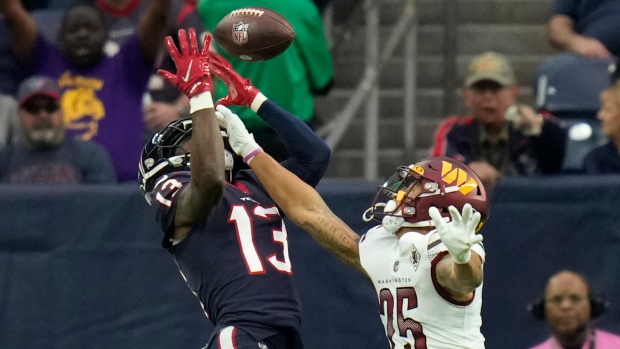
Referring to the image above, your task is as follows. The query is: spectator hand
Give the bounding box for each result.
[504,104,543,136]
[209,52,265,110]
[215,105,263,163]
[158,29,212,99]
[429,204,482,264]
[568,36,612,58]
[467,161,500,190]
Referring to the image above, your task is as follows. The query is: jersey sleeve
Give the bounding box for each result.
[152,171,191,247]
[256,100,330,187]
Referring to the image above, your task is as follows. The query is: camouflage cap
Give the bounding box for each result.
[465,52,516,87]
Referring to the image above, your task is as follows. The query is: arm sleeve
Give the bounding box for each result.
[532,118,567,174]
[256,100,330,187]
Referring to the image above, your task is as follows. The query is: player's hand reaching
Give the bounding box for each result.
[215,105,263,163]
[209,52,266,110]
[429,204,483,264]
[158,28,212,99]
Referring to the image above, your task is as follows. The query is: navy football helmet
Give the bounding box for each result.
[364,157,489,231]
[138,117,234,204]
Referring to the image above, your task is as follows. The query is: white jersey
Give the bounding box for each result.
[359,225,485,349]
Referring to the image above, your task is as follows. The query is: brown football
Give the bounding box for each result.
[213,7,295,62]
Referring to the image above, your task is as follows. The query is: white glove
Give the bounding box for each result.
[215,105,263,163]
[429,204,483,264]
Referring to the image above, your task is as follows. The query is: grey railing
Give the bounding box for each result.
[317,0,418,181]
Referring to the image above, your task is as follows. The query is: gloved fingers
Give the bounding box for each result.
[177,28,190,57]
[188,28,199,56]
[468,211,481,231]
[200,32,212,56]
[428,206,445,229]
[214,111,226,128]
[461,203,473,223]
[210,51,232,69]
[470,234,484,245]
[448,205,462,225]
[157,69,177,86]
[215,97,231,107]
[216,104,234,117]
[163,36,181,63]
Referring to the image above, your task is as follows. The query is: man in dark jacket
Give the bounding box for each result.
[432,52,567,190]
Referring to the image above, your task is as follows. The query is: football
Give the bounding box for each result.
[213,7,295,62]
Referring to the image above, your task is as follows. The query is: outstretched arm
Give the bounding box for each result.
[0,0,37,63]
[138,0,173,64]
[251,151,365,275]
[215,106,366,276]
[158,29,225,240]
[209,53,330,186]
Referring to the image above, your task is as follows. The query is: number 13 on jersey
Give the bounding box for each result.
[229,205,292,274]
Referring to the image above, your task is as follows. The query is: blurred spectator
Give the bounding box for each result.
[528,270,620,349]
[583,80,620,174]
[0,16,24,95]
[0,0,172,182]
[547,0,620,58]
[197,0,333,173]
[431,52,567,190]
[91,0,209,134]
[0,75,116,184]
[0,93,20,149]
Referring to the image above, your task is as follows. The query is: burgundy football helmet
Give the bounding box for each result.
[364,157,489,231]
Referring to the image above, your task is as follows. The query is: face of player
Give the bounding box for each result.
[19,95,65,149]
[59,6,106,69]
[597,91,620,140]
[544,272,591,337]
[463,80,519,130]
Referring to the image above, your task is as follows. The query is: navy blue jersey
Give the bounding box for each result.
[153,170,302,341]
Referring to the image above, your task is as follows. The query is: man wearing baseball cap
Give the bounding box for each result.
[0,75,116,184]
[431,52,567,190]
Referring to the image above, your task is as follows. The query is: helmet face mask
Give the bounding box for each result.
[138,117,234,204]
[365,157,489,231]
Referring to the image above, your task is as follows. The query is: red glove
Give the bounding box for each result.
[209,52,260,108]
[158,28,212,99]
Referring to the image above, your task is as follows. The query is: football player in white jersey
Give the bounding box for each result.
[216,106,490,349]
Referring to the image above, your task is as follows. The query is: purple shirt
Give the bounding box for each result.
[530,329,620,349]
[33,34,153,182]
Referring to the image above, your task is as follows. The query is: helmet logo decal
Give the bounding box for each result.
[441,161,478,195]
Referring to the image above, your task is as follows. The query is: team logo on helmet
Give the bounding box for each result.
[440,160,479,195]
[232,22,249,45]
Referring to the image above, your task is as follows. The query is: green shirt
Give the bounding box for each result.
[198,0,334,129]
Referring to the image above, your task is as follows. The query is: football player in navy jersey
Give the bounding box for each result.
[138,29,330,349]
[215,105,491,348]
